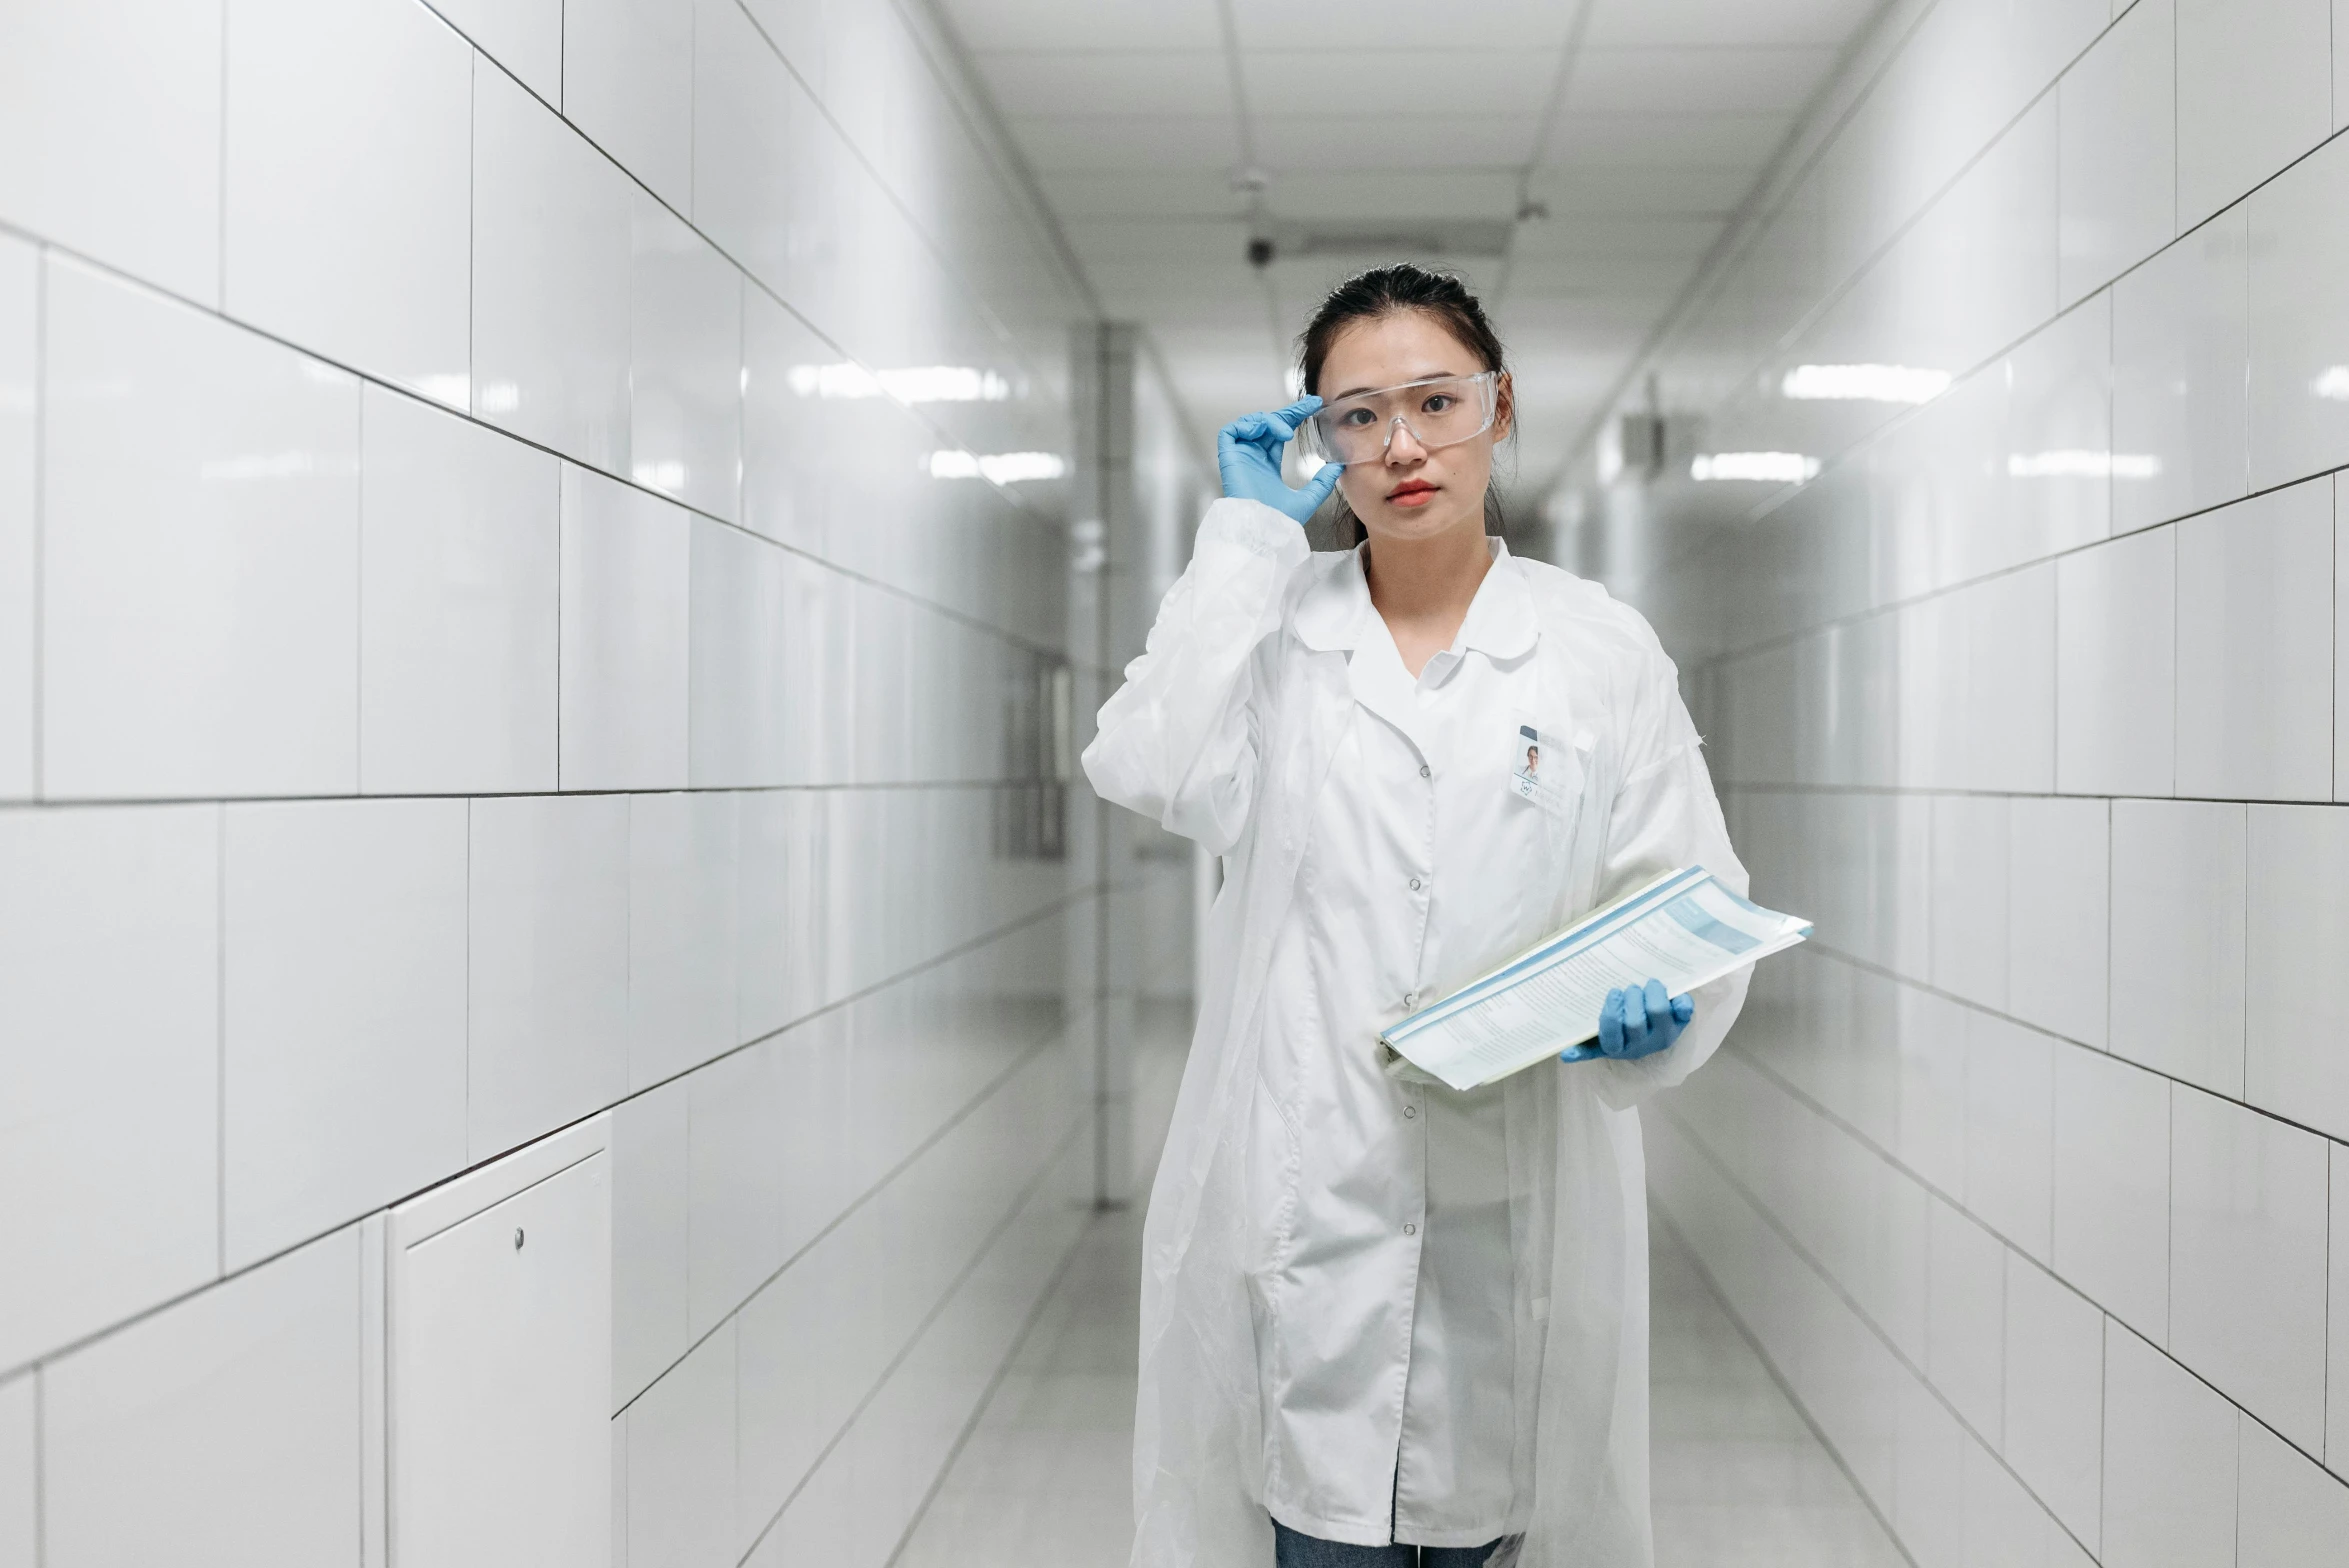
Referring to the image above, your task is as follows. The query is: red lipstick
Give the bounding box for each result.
[1388,479,1437,508]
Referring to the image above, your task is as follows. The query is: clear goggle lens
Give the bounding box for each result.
[1303,371,1499,465]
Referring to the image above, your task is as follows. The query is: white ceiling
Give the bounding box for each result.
[938,0,1887,498]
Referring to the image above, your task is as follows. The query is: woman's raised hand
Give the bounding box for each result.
[1560,979,1695,1063]
[1217,397,1344,524]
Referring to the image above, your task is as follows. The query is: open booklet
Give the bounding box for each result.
[1377,866,1811,1092]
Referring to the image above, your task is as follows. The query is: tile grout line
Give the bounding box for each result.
[0,777,1109,814]
[735,1115,1088,1565]
[1736,942,2347,1234]
[609,957,1107,1421]
[1733,822,2349,1145]
[1659,1098,2099,1568]
[215,803,227,1281]
[1646,1199,1921,1568]
[1712,1020,2339,1483]
[215,0,227,313]
[461,799,472,1159]
[31,1365,42,1568]
[1690,454,2349,686]
[1617,67,2349,609]
[2098,1311,2109,1555]
[879,1199,1103,1568]
[353,387,365,794]
[1,879,1131,1389]
[717,0,1051,399]
[1725,781,2346,808]
[0,214,1087,670]
[550,465,562,791]
[29,245,43,803]
[1563,0,2000,487]
[465,48,475,442]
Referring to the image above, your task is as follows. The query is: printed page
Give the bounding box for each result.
[1382,870,1809,1092]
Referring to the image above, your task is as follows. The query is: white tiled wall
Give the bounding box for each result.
[0,1,1161,1562]
[1576,0,2349,1554]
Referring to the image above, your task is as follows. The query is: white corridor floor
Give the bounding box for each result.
[894,1004,1903,1568]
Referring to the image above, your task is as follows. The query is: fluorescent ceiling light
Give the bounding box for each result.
[927,450,1067,484]
[1779,363,1951,404]
[2007,449,2161,480]
[789,363,1012,403]
[1691,451,1819,483]
[2313,366,2349,400]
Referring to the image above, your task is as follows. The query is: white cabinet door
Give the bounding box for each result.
[391,1117,611,1568]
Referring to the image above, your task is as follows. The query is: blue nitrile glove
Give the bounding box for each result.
[1561,979,1695,1063]
[1217,397,1343,524]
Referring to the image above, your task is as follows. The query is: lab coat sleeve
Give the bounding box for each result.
[1081,497,1312,854]
[1586,651,1751,1111]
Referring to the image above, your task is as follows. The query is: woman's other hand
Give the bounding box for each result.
[1561,979,1695,1063]
[1218,398,1343,523]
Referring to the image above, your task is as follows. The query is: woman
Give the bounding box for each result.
[1083,266,1749,1568]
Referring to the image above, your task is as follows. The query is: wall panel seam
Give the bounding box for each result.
[732,1115,1090,1562]
[1654,1102,2075,1561]
[1697,1035,2339,1478]
[0,882,1125,1386]
[1761,940,2346,1147]
[0,221,1074,659]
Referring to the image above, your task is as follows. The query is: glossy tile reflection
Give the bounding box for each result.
[1569,2,2349,1561]
[1647,1222,1906,1568]
[8,0,2349,1558]
[894,1004,1910,1568]
[2,0,1134,1560]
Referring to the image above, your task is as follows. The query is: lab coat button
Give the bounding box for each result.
[1409,877,1422,891]
[1403,1223,1417,1236]
[1418,764,1431,779]
[1402,1105,1417,1119]
[1403,992,1418,1008]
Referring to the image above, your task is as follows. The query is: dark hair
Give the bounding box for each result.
[1298,265,1510,544]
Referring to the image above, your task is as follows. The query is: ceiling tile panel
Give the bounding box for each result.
[1239,49,1565,118]
[1009,115,1240,171]
[1065,219,1254,264]
[1582,0,1882,48]
[936,0,1222,52]
[1545,112,1795,170]
[1505,253,1706,294]
[1509,215,1722,258]
[1252,115,1540,171]
[976,50,1232,116]
[1035,171,1250,219]
[1232,0,1581,51]
[1261,170,1522,222]
[1526,165,1755,215]
[948,0,1893,491]
[1564,46,1840,114]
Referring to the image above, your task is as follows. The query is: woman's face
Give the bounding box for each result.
[1317,309,1512,547]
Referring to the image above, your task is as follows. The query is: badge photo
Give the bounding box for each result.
[1510,724,1548,803]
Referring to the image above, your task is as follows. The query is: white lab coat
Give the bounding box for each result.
[1083,498,1751,1568]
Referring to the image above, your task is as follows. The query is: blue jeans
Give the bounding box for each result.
[1271,1519,1509,1566]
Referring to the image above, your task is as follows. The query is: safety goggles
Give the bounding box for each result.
[1302,371,1500,466]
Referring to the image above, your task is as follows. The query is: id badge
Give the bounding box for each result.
[1510,724,1552,805]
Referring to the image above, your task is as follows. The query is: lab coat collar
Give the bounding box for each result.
[1292,537,1539,660]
